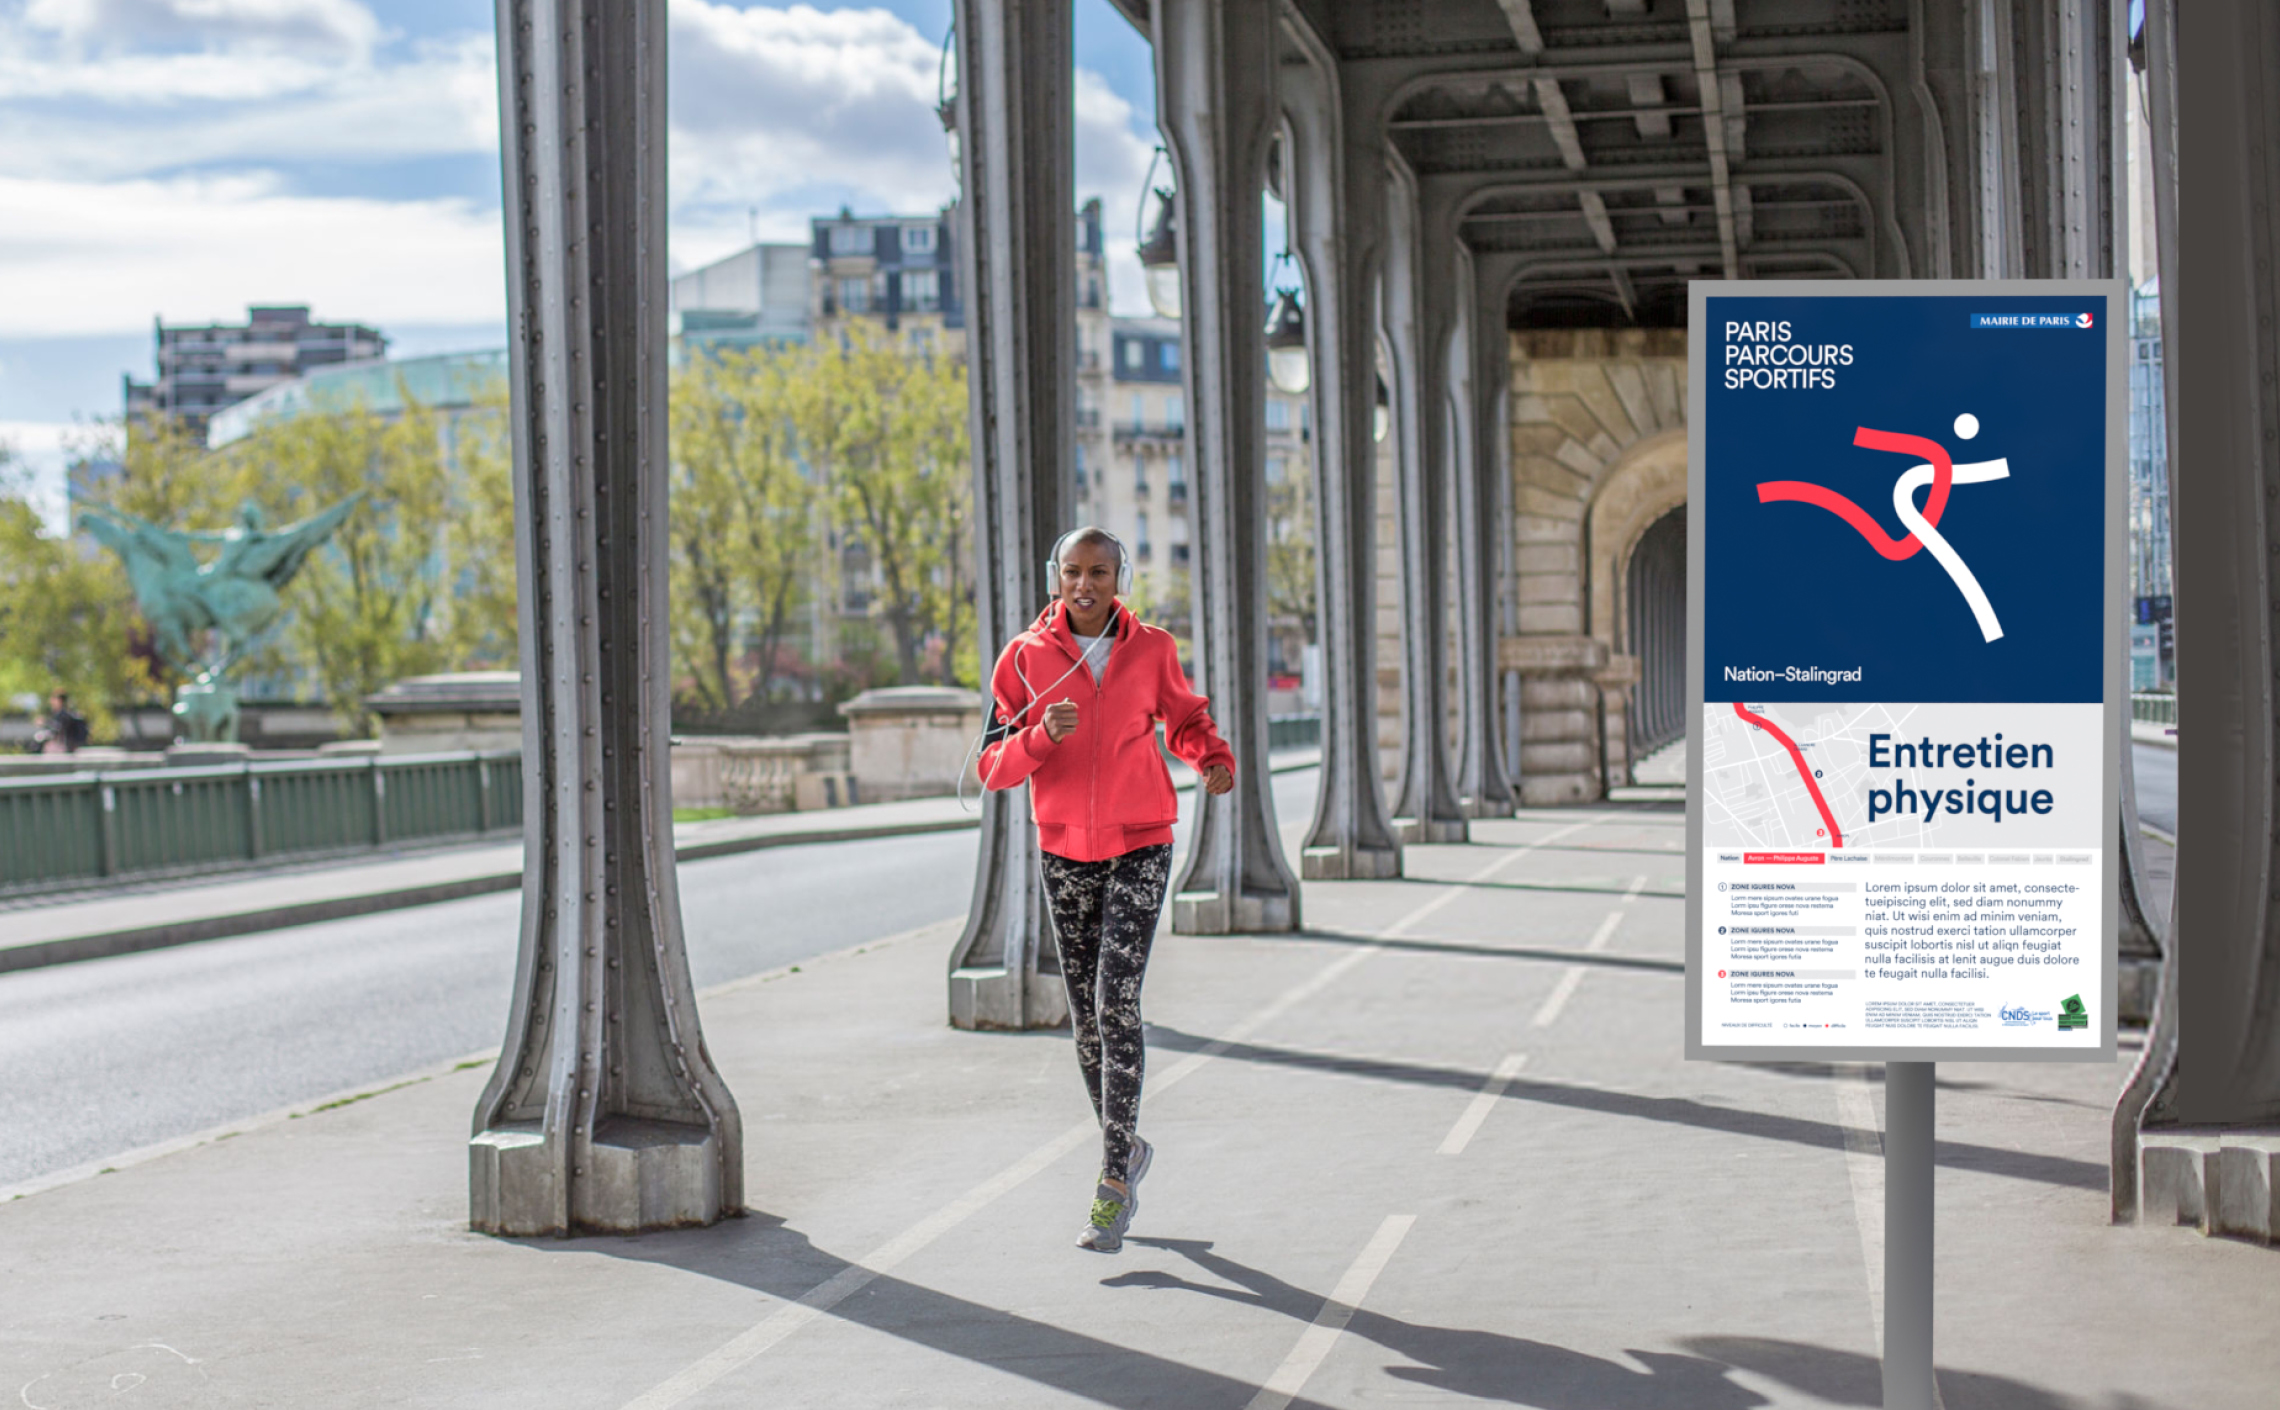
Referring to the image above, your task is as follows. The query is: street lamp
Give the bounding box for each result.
[1135,148,1181,319]
[936,22,960,186]
[1264,286,1309,396]
[1137,195,1180,319]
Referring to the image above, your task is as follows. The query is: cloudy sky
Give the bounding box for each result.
[0,0,1162,512]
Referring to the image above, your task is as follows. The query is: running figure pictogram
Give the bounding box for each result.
[1755,413,2011,642]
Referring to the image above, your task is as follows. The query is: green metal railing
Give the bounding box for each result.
[0,751,522,897]
[2131,693,2177,727]
[1268,713,1322,751]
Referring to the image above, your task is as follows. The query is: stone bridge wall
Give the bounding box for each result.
[1505,328,1689,804]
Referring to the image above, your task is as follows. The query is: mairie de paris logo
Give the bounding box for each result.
[1756,413,2010,642]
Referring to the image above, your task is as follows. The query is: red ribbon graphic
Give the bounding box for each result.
[1755,427,1954,560]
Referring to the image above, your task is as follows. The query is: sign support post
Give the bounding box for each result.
[1883,1059,1936,1409]
[1685,280,2124,1407]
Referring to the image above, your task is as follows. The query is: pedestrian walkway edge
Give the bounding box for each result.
[0,818,981,976]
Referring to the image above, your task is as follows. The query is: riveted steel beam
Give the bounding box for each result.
[1384,152,1469,846]
[1158,0,1300,933]
[1282,3,1401,883]
[945,0,1077,1029]
[472,0,742,1237]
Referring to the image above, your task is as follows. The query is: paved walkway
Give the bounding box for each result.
[2,805,2267,1409]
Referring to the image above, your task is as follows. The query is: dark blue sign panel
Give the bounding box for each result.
[1701,295,2109,704]
[1685,280,2124,1065]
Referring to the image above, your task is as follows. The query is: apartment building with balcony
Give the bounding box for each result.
[122,305,386,440]
[1078,315,1310,653]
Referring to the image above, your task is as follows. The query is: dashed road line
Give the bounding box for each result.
[1244,1214,1417,1410]
[1437,1053,1529,1155]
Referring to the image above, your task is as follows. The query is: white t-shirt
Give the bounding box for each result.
[1072,631,1115,682]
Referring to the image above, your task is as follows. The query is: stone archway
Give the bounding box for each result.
[1499,330,1685,804]
[1584,429,1688,787]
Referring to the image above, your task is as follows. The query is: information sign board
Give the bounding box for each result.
[1685,281,2125,1062]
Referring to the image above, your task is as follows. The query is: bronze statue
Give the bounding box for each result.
[80,497,358,742]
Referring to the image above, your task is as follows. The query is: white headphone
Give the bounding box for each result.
[1046,527,1134,596]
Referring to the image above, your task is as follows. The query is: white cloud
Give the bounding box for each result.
[0,173,505,336]
[23,0,380,58]
[0,0,1170,344]
[1071,65,1158,318]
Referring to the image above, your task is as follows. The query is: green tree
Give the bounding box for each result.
[1266,460,1318,643]
[438,388,519,670]
[669,343,819,713]
[206,400,458,735]
[0,449,156,739]
[791,326,971,686]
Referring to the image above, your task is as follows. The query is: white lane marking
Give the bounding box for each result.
[1530,875,1648,1029]
[1833,1065,1887,1348]
[622,818,1615,1409]
[1244,1214,1418,1410]
[1437,1053,1528,1156]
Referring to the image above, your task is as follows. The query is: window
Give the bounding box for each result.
[1074,443,1087,487]
[1167,453,1186,487]
[1123,340,1144,372]
[902,269,939,310]
[1266,399,1291,431]
[909,326,936,355]
[838,277,869,313]
[902,224,935,255]
[1267,456,1286,483]
[1129,394,1145,430]
[1137,511,1151,559]
[830,223,868,255]
[1164,394,1183,431]
[1160,341,1179,372]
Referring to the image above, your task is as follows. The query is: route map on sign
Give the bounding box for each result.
[1730,702,1844,846]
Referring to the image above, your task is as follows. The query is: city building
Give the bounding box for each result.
[1078,312,1312,674]
[206,348,508,451]
[122,305,387,440]
[810,204,965,357]
[669,243,812,363]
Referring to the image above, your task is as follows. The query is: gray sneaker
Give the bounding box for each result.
[1123,1136,1153,1220]
[1076,1183,1131,1253]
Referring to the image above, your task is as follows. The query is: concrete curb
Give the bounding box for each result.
[1,755,1321,974]
[0,818,981,976]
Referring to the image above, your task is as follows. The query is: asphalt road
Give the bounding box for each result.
[2132,740,2176,837]
[0,767,1321,1190]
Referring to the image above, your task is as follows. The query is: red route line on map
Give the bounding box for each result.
[1731,701,1844,849]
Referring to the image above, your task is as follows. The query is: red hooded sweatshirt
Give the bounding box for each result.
[978,599,1235,862]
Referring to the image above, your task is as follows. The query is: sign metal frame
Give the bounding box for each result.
[1684,278,2127,1065]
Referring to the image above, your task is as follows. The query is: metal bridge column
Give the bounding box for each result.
[1156,0,1301,933]
[472,0,743,1235]
[1449,235,1517,818]
[1280,9,1402,883]
[944,0,1076,1029]
[1383,156,1469,844]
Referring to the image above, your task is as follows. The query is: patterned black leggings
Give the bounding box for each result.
[1040,843,1173,1182]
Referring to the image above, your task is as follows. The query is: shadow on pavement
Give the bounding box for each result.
[568,1214,1339,1410]
[1142,1026,2109,1192]
[1283,927,1686,973]
[1114,1237,1769,1408]
[1676,1335,2173,1410]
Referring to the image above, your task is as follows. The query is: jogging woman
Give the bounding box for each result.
[978,526,1236,1253]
